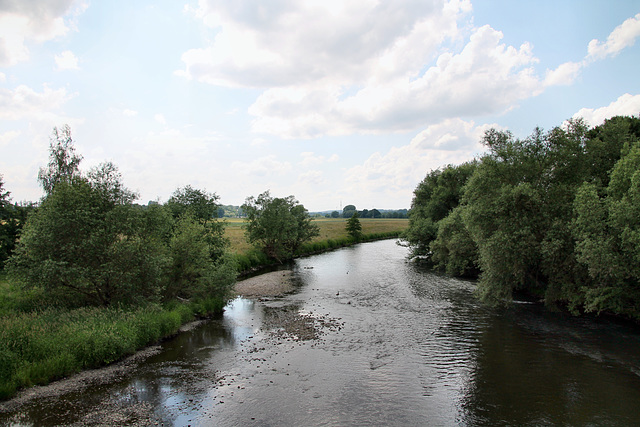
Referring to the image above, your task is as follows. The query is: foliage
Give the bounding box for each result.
[1,177,35,269]
[167,185,219,221]
[572,141,640,318]
[0,298,226,399]
[345,210,363,240]
[166,213,236,301]
[7,175,167,307]
[342,204,356,218]
[430,206,478,277]
[402,161,477,259]
[166,185,229,259]
[242,191,319,262]
[37,125,83,196]
[404,115,640,320]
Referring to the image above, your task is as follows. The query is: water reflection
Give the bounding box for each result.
[2,239,640,426]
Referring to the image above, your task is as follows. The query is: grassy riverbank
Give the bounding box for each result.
[0,218,407,400]
[0,271,226,400]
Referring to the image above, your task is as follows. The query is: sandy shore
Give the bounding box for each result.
[234,269,296,297]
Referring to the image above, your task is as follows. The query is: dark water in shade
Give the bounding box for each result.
[2,239,640,426]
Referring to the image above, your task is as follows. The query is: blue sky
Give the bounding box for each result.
[1,1,639,211]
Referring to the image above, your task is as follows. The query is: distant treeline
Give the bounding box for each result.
[402,115,640,321]
[319,206,408,219]
[196,204,409,219]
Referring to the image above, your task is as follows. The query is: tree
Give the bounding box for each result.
[166,185,228,259]
[8,175,167,306]
[572,141,640,319]
[166,185,219,222]
[165,213,236,301]
[242,191,319,262]
[346,210,363,240]
[0,175,19,268]
[402,162,477,259]
[342,205,356,218]
[331,211,340,218]
[37,125,83,196]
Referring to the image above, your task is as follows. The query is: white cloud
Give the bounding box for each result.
[0,84,74,121]
[231,155,292,177]
[299,151,337,167]
[54,50,79,70]
[298,170,324,186]
[544,61,582,87]
[122,109,138,117]
[0,0,84,67]
[154,113,166,125]
[250,25,541,138]
[0,130,21,147]
[0,72,5,83]
[343,118,491,207]
[587,13,640,61]
[180,0,469,88]
[572,93,640,127]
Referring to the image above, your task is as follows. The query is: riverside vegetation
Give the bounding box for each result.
[0,126,406,399]
[402,115,640,321]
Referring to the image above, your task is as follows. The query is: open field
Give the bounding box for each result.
[223,217,409,255]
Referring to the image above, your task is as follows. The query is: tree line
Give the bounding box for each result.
[325,206,408,219]
[0,126,320,309]
[402,115,640,321]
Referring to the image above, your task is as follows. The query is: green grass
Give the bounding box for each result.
[0,279,226,400]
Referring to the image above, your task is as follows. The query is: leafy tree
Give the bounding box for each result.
[430,206,478,277]
[463,122,591,304]
[346,210,363,240]
[165,213,236,301]
[8,174,167,306]
[402,162,477,259]
[572,141,640,319]
[166,185,219,222]
[166,185,228,259]
[370,208,381,218]
[342,205,356,218]
[331,211,340,218]
[37,125,83,196]
[242,191,319,262]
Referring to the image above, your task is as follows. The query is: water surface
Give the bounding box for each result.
[2,239,640,425]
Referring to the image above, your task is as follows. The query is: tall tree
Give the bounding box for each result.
[346,210,363,240]
[37,125,83,196]
[342,205,356,218]
[166,185,228,259]
[242,191,319,262]
[8,173,167,306]
[402,162,477,259]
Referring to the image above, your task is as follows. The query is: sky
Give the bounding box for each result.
[1,1,639,212]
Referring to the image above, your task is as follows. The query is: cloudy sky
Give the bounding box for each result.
[1,1,639,211]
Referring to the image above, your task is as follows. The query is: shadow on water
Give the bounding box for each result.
[2,239,640,426]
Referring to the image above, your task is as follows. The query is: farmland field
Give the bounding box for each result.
[223,217,408,254]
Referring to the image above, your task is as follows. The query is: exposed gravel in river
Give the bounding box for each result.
[234,269,296,297]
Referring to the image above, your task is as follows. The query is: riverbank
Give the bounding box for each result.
[0,269,300,411]
[0,296,226,401]
[0,234,404,402]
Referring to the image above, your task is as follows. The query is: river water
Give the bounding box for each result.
[2,239,640,426]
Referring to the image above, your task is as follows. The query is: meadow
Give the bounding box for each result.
[224,217,409,254]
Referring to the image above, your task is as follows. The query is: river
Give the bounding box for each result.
[2,239,640,426]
